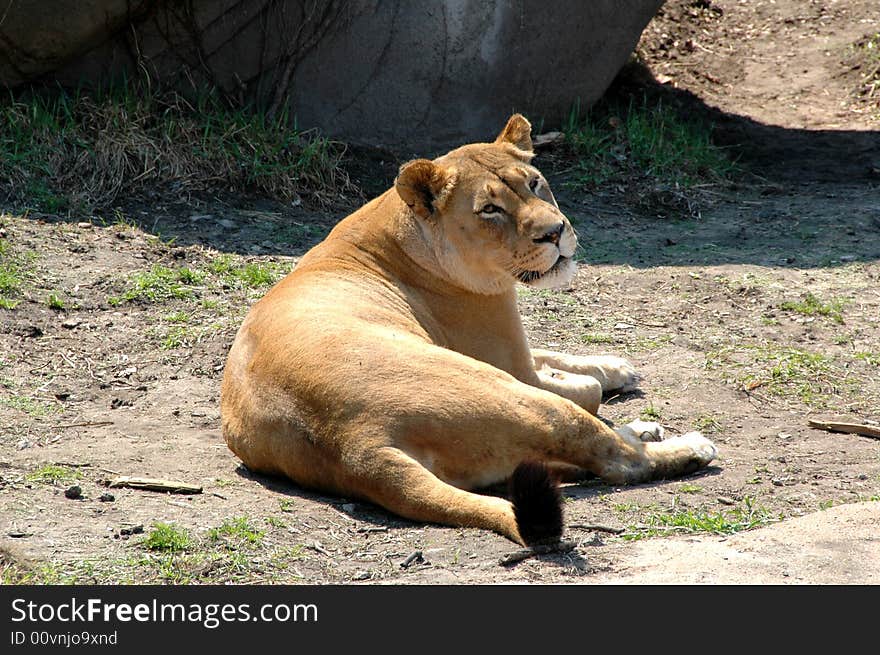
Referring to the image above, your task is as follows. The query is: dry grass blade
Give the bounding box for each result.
[0,89,357,214]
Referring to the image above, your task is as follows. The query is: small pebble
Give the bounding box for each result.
[64,485,82,500]
[99,493,115,502]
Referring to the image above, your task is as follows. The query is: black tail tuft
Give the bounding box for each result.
[509,461,563,547]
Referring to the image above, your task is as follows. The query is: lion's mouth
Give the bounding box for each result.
[517,255,571,284]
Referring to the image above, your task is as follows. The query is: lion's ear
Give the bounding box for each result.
[495,114,533,152]
[395,159,455,219]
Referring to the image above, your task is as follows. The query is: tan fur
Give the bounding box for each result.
[220,115,717,544]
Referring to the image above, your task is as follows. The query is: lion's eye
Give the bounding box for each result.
[529,177,541,193]
[480,204,503,215]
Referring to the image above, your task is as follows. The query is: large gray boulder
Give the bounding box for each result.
[0,0,150,86]
[2,0,662,147]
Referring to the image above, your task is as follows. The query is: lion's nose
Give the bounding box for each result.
[534,222,565,246]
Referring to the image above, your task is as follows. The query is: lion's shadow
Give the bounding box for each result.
[234,457,720,575]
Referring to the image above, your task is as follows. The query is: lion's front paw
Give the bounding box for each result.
[596,355,641,393]
[675,431,718,465]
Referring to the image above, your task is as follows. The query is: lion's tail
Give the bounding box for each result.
[509,461,564,546]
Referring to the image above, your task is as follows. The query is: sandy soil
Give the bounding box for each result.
[1,0,879,584]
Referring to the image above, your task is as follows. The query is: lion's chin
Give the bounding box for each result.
[517,256,576,290]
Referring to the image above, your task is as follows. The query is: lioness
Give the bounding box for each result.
[221,115,717,546]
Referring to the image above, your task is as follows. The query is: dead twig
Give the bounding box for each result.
[50,421,114,430]
[568,523,625,534]
[499,540,577,567]
[108,476,202,494]
[400,550,424,568]
[807,419,880,440]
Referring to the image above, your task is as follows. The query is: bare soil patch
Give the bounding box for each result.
[2,0,879,584]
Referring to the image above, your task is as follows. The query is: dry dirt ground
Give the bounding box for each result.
[2,0,879,584]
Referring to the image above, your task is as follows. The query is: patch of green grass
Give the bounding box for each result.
[1,395,59,417]
[693,414,723,434]
[142,523,191,552]
[632,335,674,352]
[109,265,202,305]
[706,344,837,407]
[855,352,880,367]
[208,517,264,547]
[207,255,288,289]
[640,403,662,421]
[236,263,281,287]
[108,209,138,231]
[161,326,189,350]
[279,499,295,513]
[581,333,615,345]
[26,464,82,485]
[164,310,190,323]
[46,292,65,310]
[780,293,845,324]
[678,483,703,494]
[175,267,204,285]
[0,236,30,309]
[623,497,774,541]
[1,560,77,585]
[0,86,354,213]
[265,516,286,528]
[612,502,640,513]
[564,95,735,190]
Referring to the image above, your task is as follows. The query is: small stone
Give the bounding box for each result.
[352,571,371,581]
[614,322,635,330]
[717,496,736,506]
[61,317,81,329]
[341,503,356,513]
[98,493,115,502]
[64,485,82,500]
[77,222,93,229]
[16,438,30,450]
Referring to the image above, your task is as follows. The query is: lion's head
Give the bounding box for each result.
[394,114,578,295]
